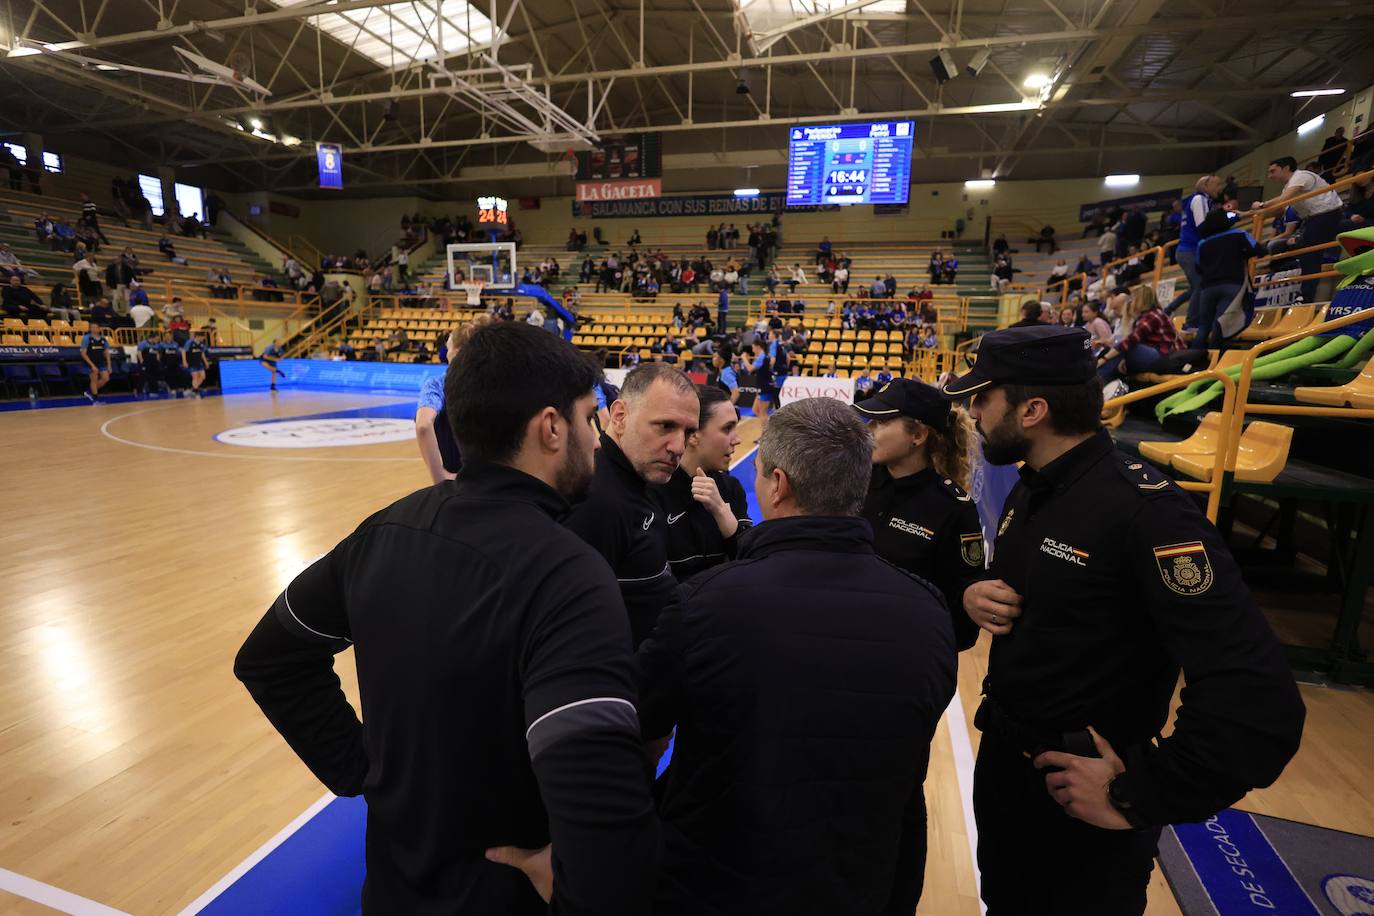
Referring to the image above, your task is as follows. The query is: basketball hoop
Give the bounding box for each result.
[459,280,487,308]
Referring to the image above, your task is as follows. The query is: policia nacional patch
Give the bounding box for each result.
[1153,541,1214,595]
[960,533,985,567]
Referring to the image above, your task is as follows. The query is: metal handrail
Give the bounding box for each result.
[1103,368,1240,522]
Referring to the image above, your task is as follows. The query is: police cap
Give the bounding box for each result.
[854,377,952,428]
[940,325,1096,398]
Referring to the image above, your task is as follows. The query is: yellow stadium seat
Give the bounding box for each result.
[822,341,839,354]
[839,342,855,355]
[2,318,23,332]
[841,330,857,342]
[1238,307,1291,341]
[857,330,872,343]
[53,334,75,346]
[1171,420,1293,483]
[837,355,853,369]
[1137,412,1226,465]
[1294,361,1374,409]
[26,319,50,332]
[2,334,24,345]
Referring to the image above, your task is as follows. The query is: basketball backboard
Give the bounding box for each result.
[446,241,517,291]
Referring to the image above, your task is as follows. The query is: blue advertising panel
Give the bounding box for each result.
[316,143,343,190]
[786,121,914,206]
[220,357,443,393]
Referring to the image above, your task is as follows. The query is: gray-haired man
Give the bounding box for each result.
[635,397,957,915]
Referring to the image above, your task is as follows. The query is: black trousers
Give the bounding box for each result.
[974,729,1160,916]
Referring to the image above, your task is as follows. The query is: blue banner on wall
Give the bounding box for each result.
[1079,189,1181,223]
[573,191,830,220]
[317,143,343,190]
[220,357,443,393]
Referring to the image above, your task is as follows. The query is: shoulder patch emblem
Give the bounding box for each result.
[1153,541,1213,595]
[960,533,985,567]
[998,509,1014,537]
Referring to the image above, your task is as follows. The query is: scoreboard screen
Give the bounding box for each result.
[786,120,914,207]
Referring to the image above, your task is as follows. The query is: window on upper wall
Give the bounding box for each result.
[174,182,205,221]
[2,142,26,164]
[138,174,165,216]
[42,151,62,173]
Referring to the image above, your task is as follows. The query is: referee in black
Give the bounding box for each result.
[565,362,700,646]
[234,322,658,915]
[940,324,1305,915]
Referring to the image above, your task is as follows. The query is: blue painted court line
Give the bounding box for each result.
[730,446,760,523]
[194,796,366,916]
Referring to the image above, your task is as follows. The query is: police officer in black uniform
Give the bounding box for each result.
[856,378,983,651]
[234,322,658,914]
[653,384,753,580]
[939,324,1305,915]
[565,362,701,646]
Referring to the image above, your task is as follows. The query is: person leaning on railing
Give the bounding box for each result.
[1251,156,1346,303]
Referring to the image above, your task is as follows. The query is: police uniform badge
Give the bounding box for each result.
[997,509,1014,537]
[1152,541,1214,595]
[960,533,985,567]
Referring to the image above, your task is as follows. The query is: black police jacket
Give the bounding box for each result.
[637,515,957,916]
[565,433,677,647]
[651,465,754,580]
[234,462,658,915]
[862,465,984,650]
[984,430,1305,827]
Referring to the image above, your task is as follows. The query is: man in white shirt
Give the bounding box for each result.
[788,264,806,293]
[1252,155,1345,302]
[129,300,155,328]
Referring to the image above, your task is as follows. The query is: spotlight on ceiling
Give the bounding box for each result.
[1290,88,1345,98]
[1022,73,1050,90]
[929,50,958,84]
[248,117,264,130]
[736,75,751,95]
[965,49,991,78]
[1105,174,1140,187]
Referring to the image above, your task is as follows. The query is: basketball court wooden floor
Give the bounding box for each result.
[1,391,1371,914]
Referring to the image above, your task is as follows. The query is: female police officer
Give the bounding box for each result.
[856,377,984,651]
[653,384,754,580]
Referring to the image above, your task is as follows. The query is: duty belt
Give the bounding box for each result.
[974,695,1099,763]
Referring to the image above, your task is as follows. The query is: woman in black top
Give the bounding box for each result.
[653,385,754,580]
[856,378,984,652]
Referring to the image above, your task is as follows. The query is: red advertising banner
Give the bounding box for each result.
[575,178,663,203]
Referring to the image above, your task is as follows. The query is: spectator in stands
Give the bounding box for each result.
[831,262,850,294]
[1035,224,1058,254]
[47,282,78,321]
[158,234,187,265]
[1081,300,1114,354]
[1196,209,1265,348]
[387,326,409,354]
[1008,301,1047,328]
[816,235,833,266]
[128,287,155,329]
[3,274,47,319]
[1049,259,1070,281]
[940,256,958,285]
[33,212,57,247]
[73,252,102,305]
[0,242,37,280]
[1119,205,1147,257]
[1344,178,1374,230]
[79,193,111,246]
[1057,306,1078,327]
[162,296,185,324]
[1096,285,1181,378]
[1167,175,1221,322]
[89,297,116,329]
[525,304,545,329]
[1318,126,1348,174]
[928,250,943,284]
[1252,155,1345,303]
[628,228,642,248]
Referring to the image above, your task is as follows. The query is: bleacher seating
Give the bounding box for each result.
[0,186,288,306]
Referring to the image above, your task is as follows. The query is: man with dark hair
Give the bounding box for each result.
[633,397,956,914]
[1253,155,1346,302]
[234,322,659,915]
[1008,300,1046,328]
[565,362,700,646]
[940,325,1305,915]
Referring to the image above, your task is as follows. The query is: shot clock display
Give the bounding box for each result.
[786,120,914,207]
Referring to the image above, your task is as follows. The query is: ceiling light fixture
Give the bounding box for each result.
[1291,88,1345,98]
[1022,73,1050,89]
[249,117,264,130]
[1297,114,1325,135]
[734,188,760,197]
[1105,174,1140,187]
[964,179,996,190]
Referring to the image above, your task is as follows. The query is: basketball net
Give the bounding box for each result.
[459,280,486,308]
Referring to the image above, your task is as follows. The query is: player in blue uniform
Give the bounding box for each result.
[259,339,284,390]
[80,324,111,403]
[712,347,740,403]
[137,333,164,398]
[160,331,188,397]
[182,331,210,398]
